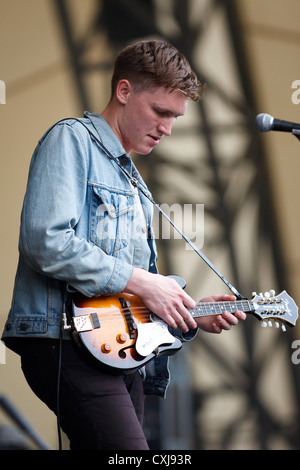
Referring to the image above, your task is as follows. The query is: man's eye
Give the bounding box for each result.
[156,109,169,117]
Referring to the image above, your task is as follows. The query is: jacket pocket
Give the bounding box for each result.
[89,185,135,255]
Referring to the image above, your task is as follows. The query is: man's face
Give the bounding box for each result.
[116,83,188,155]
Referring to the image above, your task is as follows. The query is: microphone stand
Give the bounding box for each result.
[0,395,52,450]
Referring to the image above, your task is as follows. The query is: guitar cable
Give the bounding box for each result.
[54,306,65,451]
[56,287,71,451]
[56,325,63,451]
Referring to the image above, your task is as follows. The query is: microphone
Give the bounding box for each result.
[256,113,300,133]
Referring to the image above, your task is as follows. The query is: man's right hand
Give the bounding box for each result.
[124,268,197,333]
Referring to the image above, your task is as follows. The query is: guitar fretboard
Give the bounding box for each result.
[190,300,253,318]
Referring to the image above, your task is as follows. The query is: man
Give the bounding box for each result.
[2,39,246,450]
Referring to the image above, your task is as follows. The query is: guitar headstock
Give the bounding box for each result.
[251,290,298,331]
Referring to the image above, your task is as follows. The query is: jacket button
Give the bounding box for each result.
[120,156,128,166]
[20,323,28,331]
[5,323,11,331]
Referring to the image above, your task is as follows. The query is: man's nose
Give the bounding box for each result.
[158,118,174,136]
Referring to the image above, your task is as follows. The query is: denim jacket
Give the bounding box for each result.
[2,112,196,397]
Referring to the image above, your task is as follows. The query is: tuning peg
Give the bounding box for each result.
[252,292,257,297]
[264,292,271,298]
[269,290,276,297]
[281,324,286,332]
[274,321,280,328]
[261,321,268,328]
[268,320,273,327]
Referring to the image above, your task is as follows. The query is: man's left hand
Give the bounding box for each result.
[195,294,246,334]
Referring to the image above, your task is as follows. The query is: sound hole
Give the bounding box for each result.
[118,350,126,359]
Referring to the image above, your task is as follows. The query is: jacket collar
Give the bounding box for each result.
[84,111,127,160]
[84,111,152,196]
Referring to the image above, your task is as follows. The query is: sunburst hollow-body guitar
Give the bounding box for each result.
[71,280,298,374]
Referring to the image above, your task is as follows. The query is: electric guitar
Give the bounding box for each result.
[71,284,298,374]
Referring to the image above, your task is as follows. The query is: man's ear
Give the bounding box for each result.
[116,79,132,104]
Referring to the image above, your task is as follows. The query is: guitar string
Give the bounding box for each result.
[75,298,290,326]
[76,300,254,321]
[78,300,252,313]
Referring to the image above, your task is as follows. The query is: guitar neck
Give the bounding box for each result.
[190,300,253,318]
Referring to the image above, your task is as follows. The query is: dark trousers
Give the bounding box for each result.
[20,339,149,450]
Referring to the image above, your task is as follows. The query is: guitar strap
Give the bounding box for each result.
[44,116,245,300]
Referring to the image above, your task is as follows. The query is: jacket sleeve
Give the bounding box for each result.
[19,122,133,297]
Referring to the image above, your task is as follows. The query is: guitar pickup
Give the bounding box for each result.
[73,312,100,332]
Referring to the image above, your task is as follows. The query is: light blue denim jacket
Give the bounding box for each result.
[2,112,196,397]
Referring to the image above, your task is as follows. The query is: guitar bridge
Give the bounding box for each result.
[73,312,100,332]
[119,297,137,339]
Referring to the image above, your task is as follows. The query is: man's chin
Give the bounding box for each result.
[134,148,153,156]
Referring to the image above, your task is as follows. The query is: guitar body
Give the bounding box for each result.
[72,293,183,374]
